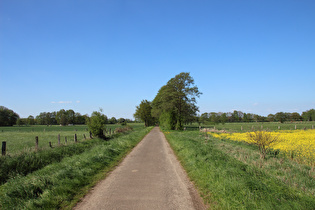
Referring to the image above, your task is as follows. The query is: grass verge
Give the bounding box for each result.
[0,126,152,209]
[164,130,315,209]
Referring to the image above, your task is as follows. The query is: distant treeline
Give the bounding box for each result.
[198,109,315,124]
[0,106,134,126]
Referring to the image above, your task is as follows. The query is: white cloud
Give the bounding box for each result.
[51,101,72,104]
[253,102,259,106]
[76,100,80,103]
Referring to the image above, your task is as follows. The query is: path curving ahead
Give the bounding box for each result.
[74,127,206,210]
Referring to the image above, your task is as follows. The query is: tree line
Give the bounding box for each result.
[198,109,315,124]
[134,72,315,129]
[0,106,133,126]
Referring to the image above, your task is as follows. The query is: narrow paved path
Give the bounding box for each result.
[74,127,206,210]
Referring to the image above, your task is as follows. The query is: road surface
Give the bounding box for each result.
[74,127,206,210]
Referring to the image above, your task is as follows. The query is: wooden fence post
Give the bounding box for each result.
[65,137,67,144]
[312,125,314,129]
[35,136,39,151]
[83,134,86,139]
[295,125,297,130]
[89,131,92,139]
[58,134,60,145]
[74,134,77,143]
[241,126,243,131]
[2,141,6,156]
[49,142,52,148]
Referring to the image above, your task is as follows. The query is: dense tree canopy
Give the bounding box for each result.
[0,106,19,126]
[198,110,307,124]
[134,100,155,127]
[151,72,202,130]
[302,109,315,121]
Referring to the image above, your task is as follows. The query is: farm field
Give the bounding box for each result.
[210,129,315,166]
[0,124,144,155]
[0,124,151,209]
[185,121,315,133]
[164,126,315,209]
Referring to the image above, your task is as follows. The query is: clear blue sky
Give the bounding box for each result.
[1,0,314,119]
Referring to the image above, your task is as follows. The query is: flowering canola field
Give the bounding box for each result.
[209,129,315,166]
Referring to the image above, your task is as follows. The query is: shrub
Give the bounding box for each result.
[87,111,107,138]
[247,130,281,159]
[115,125,133,134]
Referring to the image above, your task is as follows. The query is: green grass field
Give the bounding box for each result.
[1,122,314,209]
[0,124,152,209]
[0,124,144,155]
[185,121,315,133]
[164,129,315,209]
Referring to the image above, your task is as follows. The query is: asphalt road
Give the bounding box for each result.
[74,127,206,210]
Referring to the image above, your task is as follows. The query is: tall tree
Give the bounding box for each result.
[152,72,202,130]
[134,100,155,127]
[302,109,315,121]
[0,106,19,126]
[27,115,35,125]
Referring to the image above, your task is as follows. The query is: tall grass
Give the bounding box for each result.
[164,130,315,209]
[0,125,152,209]
[0,138,105,185]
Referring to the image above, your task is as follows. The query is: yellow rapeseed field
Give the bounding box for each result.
[209,129,315,166]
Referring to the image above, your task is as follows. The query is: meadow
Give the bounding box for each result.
[0,124,135,155]
[185,121,315,133]
[0,124,152,209]
[164,124,315,209]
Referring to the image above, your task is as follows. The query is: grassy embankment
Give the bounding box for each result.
[164,129,315,209]
[0,124,152,209]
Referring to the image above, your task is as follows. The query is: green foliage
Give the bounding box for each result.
[302,109,315,121]
[26,115,35,125]
[152,72,201,130]
[159,111,176,130]
[134,100,155,127]
[87,111,108,138]
[0,106,19,126]
[275,112,286,123]
[108,117,117,124]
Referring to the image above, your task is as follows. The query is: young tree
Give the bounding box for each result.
[247,130,281,159]
[87,110,108,138]
[152,72,202,130]
[134,100,155,127]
